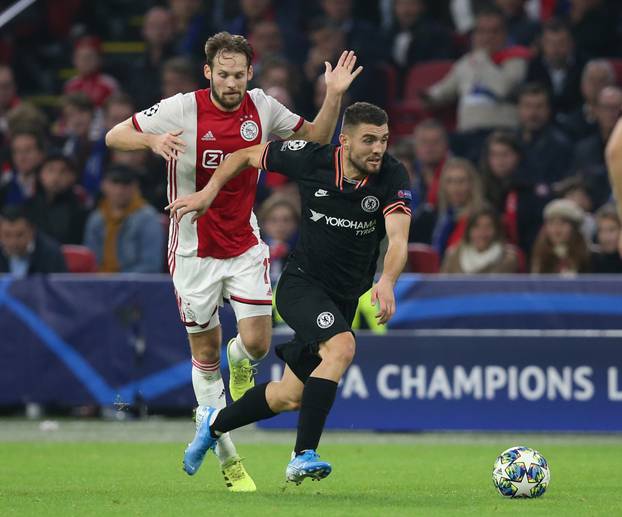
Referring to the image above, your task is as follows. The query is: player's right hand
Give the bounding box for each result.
[149,130,186,161]
[166,191,211,223]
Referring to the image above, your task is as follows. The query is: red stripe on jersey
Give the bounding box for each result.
[382,200,406,215]
[194,89,260,259]
[356,176,369,190]
[292,116,305,132]
[230,294,273,305]
[131,114,142,132]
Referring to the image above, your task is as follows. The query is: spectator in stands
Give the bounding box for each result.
[0,205,66,276]
[573,86,622,207]
[411,119,450,210]
[555,175,597,242]
[591,203,622,273]
[0,66,19,147]
[168,0,213,59]
[441,205,520,273]
[60,93,106,199]
[383,0,453,73]
[531,198,590,274]
[423,6,529,133]
[480,130,546,254]
[561,0,617,59]
[495,0,540,46]
[516,82,573,185]
[104,93,135,133]
[411,158,483,254]
[84,165,164,273]
[318,0,380,61]
[249,21,285,75]
[161,57,200,99]
[128,7,176,108]
[526,19,585,115]
[0,130,45,207]
[228,0,276,37]
[258,194,299,282]
[25,155,88,245]
[557,59,615,142]
[5,103,47,138]
[63,36,118,107]
[304,20,346,83]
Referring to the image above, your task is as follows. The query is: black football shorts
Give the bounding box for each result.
[274,264,358,382]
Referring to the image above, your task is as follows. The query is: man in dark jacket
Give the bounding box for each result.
[25,154,89,244]
[0,205,67,276]
[526,19,584,115]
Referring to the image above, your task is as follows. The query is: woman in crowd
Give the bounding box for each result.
[591,203,622,273]
[427,157,484,256]
[531,198,590,274]
[441,205,520,274]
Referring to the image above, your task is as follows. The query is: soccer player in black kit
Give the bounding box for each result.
[167,102,411,485]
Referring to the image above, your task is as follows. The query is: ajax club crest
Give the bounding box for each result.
[240,120,259,141]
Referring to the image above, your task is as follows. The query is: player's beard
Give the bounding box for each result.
[350,152,382,176]
[212,85,245,110]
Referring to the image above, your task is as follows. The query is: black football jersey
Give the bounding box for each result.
[262,140,412,300]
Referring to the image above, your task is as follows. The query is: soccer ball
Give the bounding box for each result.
[492,446,550,498]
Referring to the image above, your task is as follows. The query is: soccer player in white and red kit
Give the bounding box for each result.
[105,32,362,491]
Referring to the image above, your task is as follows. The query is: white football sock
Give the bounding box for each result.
[191,358,238,464]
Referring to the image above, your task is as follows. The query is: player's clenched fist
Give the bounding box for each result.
[166,190,211,223]
[149,130,187,162]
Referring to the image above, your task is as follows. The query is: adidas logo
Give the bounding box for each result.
[201,131,216,141]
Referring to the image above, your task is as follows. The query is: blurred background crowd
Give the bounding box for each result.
[1,0,622,278]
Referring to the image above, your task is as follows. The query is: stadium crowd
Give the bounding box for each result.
[1,0,622,276]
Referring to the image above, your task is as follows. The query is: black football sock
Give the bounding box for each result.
[294,377,338,455]
[210,382,276,437]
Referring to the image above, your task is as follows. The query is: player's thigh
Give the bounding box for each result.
[224,242,273,324]
[318,331,356,365]
[173,254,225,331]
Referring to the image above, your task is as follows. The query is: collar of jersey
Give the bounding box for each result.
[333,147,369,191]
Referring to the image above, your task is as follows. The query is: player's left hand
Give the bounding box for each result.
[324,50,364,96]
[165,191,211,223]
[371,277,396,325]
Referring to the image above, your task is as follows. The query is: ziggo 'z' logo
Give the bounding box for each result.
[201,150,232,169]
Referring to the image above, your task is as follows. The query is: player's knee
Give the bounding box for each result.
[241,336,270,360]
[280,393,301,412]
[327,333,356,366]
[268,384,301,412]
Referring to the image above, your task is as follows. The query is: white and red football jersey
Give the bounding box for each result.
[132,88,304,260]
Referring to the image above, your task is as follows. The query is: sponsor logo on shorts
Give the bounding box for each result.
[361,196,380,213]
[240,120,259,141]
[317,311,335,329]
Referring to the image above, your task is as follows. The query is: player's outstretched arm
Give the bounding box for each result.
[605,117,622,256]
[295,50,363,144]
[371,212,410,325]
[105,118,186,162]
[166,143,268,223]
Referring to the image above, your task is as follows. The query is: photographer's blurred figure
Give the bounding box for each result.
[0,205,66,277]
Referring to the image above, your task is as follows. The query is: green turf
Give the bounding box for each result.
[1,442,620,516]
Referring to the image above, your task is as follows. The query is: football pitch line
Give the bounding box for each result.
[1,418,622,445]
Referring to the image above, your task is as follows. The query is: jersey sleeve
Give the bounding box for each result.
[382,163,413,218]
[261,140,321,180]
[250,88,304,139]
[131,94,184,133]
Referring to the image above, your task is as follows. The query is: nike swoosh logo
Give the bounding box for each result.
[314,192,329,197]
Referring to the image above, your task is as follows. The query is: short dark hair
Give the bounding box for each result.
[518,82,550,103]
[342,102,388,130]
[1,204,32,224]
[485,130,522,157]
[11,129,46,152]
[542,18,570,34]
[204,32,253,69]
[475,5,506,24]
[62,92,95,113]
[464,205,504,244]
[42,153,77,174]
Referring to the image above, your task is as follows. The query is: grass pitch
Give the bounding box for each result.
[1,438,621,516]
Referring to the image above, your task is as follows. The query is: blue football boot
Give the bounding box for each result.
[285,450,332,485]
[183,405,218,475]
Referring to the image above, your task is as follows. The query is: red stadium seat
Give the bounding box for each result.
[608,58,622,85]
[403,60,454,101]
[407,243,440,273]
[62,245,97,273]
